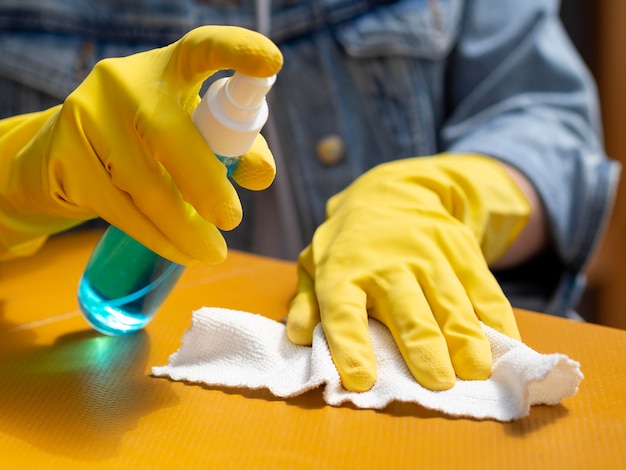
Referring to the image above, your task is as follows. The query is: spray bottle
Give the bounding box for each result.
[77,72,276,336]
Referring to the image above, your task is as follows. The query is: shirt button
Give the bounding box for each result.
[316,135,346,165]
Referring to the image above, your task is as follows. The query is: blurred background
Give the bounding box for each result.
[561,1,626,329]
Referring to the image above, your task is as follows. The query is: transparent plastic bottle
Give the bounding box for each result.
[78,72,276,335]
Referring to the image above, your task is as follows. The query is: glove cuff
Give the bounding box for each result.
[0,107,87,259]
[432,154,532,264]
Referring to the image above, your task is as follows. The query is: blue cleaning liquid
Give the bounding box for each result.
[77,225,185,336]
[215,154,239,176]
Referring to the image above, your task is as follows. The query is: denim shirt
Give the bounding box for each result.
[0,0,619,316]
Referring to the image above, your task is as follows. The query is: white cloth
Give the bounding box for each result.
[152,307,583,422]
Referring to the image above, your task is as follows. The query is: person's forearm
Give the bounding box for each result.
[490,163,548,270]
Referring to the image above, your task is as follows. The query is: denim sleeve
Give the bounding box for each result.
[440,0,620,307]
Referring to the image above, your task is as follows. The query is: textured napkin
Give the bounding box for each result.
[152,307,583,421]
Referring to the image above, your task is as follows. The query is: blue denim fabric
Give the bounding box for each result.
[0,0,620,316]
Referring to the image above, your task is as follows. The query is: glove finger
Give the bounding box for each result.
[170,26,283,84]
[287,250,320,345]
[368,271,456,391]
[50,117,199,265]
[67,163,196,266]
[107,139,228,265]
[456,247,521,341]
[416,252,493,382]
[230,135,276,191]
[135,101,243,231]
[317,279,376,392]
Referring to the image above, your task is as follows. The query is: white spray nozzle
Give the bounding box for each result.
[225,73,276,109]
[192,72,276,158]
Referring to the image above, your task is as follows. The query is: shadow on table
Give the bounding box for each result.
[0,328,180,461]
[187,381,572,428]
[502,404,570,435]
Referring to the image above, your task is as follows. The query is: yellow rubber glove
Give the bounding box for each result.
[287,154,529,392]
[0,26,283,263]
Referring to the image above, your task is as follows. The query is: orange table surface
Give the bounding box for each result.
[1,229,625,469]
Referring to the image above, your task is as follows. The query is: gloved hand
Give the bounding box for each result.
[287,154,529,392]
[0,26,283,263]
